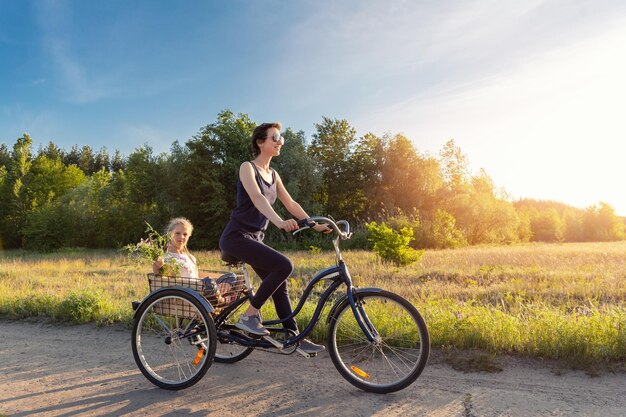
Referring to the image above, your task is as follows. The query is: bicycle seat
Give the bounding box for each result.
[221,251,243,266]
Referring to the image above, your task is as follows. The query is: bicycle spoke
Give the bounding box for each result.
[150,311,173,336]
[379,341,422,363]
[170,339,190,382]
[343,342,375,364]
[376,345,407,379]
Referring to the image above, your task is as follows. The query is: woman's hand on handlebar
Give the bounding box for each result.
[279,218,299,232]
[295,218,333,234]
[313,223,333,234]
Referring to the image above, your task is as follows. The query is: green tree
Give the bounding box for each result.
[22,201,75,251]
[97,168,150,246]
[0,164,6,249]
[308,117,357,217]
[94,147,111,172]
[38,141,65,161]
[153,141,187,220]
[0,166,6,190]
[444,169,520,244]
[563,207,584,241]
[346,133,386,219]
[122,145,172,234]
[530,208,564,242]
[0,143,7,200]
[516,210,532,242]
[78,145,95,174]
[23,169,117,249]
[272,128,321,212]
[26,155,87,208]
[429,209,466,249]
[0,143,10,168]
[439,139,469,191]
[111,150,125,172]
[582,202,625,241]
[382,135,443,215]
[0,134,34,247]
[125,145,162,205]
[63,145,81,167]
[182,110,255,247]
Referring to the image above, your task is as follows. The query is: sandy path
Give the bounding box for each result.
[0,321,624,417]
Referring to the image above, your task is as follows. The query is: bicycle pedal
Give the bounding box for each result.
[263,335,285,350]
[295,348,313,358]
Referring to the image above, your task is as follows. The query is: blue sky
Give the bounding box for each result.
[2,0,626,214]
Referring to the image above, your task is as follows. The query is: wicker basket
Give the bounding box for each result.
[147,272,246,317]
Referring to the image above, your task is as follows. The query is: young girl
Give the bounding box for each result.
[153,217,233,298]
[153,217,199,277]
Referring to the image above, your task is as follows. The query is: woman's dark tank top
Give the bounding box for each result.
[227,162,277,232]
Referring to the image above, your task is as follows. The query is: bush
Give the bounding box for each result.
[22,203,75,252]
[365,221,423,265]
[420,209,466,249]
[56,290,103,323]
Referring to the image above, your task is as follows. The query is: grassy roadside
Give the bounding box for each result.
[1,242,624,369]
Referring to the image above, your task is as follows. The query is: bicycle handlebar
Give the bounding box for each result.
[294,216,352,240]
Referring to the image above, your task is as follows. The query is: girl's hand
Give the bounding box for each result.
[153,257,164,274]
[279,219,299,232]
[313,223,333,234]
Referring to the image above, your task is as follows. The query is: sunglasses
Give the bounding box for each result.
[270,132,285,144]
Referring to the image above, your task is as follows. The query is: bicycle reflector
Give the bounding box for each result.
[193,348,205,366]
[350,365,370,379]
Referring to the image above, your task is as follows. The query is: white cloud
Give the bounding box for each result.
[34,0,121,103]
[47,38,115,103]
[120,124,173,154]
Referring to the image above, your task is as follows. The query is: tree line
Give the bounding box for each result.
[1,109,624,252]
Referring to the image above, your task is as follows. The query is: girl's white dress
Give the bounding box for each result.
[163,252,199,278]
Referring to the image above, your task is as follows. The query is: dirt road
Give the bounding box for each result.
[0,321,624,416]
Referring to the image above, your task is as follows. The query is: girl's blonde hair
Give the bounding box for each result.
[165,217,194,252]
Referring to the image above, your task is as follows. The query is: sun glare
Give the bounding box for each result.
[367,23,626,215]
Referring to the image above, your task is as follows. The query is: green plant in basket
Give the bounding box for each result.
[122,222,180,276]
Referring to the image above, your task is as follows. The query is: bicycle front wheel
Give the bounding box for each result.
[131,289,217,390]
[327,289,429,393]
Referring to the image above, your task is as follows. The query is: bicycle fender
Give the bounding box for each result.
[133,286,215,320]
[326,287,384,324]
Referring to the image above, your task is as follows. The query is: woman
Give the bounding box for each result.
[219,122,330,354]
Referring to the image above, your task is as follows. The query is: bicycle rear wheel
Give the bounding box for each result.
[327,289,429,393]
[132,289,217,390]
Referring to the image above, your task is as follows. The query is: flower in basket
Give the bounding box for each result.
[123,222,180,276]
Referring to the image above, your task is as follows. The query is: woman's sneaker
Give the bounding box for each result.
[236,314,270,336]
[299,339,325,354]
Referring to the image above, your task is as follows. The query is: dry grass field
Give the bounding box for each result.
[1,241,624,368]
